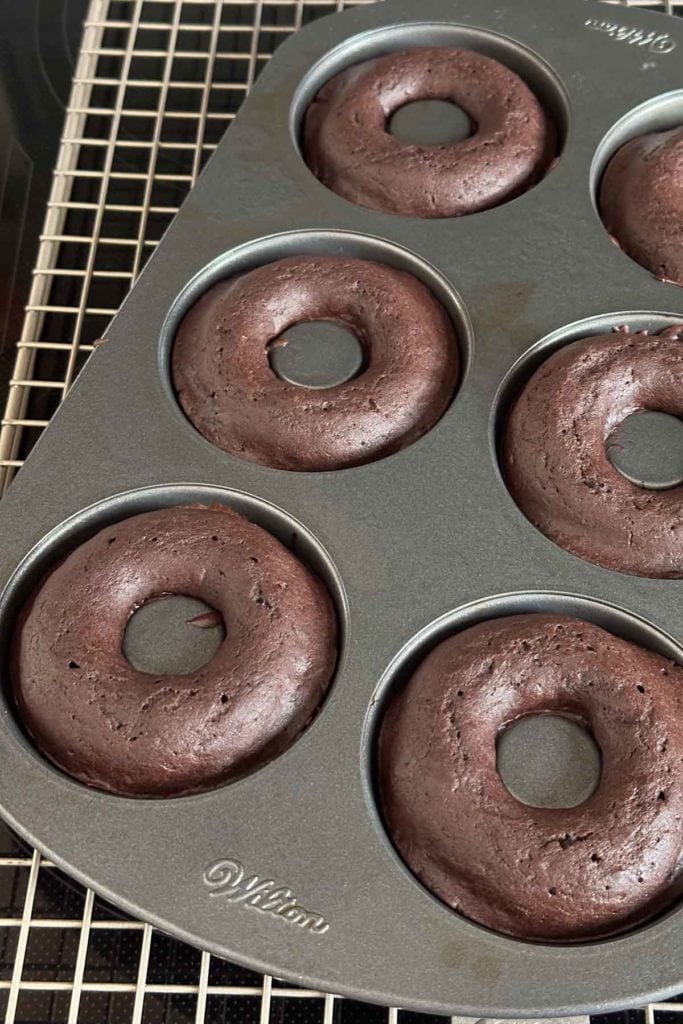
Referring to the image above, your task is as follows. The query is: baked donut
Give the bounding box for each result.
[172,255,459,471]
[503,324,683,578]
[378,613,683,941]
[303,48,555,217]
[12,505,337,797]
[599,126,683,286]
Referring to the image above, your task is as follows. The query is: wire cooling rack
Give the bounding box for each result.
[1,0,682,1022]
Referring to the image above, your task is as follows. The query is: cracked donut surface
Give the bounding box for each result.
[599,126,683,286]
[378,613,683,941]
[304,47,555,217]
[173,255,459,471]
[12,505,337,797]
[503,324,683,578]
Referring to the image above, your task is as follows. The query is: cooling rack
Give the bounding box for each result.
[0,0,682,1021]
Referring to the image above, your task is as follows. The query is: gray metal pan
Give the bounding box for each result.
[0,0,681,1015]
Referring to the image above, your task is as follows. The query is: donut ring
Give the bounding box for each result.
[172,255,459,471]
[378,613,683,941]
[503,325,683,578]
[599,127,683,287]
[303,48,555,218]
[12,505,337,797]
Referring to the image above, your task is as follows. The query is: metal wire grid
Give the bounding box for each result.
[0,0,682,1021]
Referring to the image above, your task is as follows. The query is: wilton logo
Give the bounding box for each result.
[203,858,329,934]
[584,17,676,53]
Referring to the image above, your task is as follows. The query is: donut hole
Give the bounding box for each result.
[267,321,365,390]
[122,595,225,676]
[606,411,683,491]
[388,99,473,146]
[496,713,601,809]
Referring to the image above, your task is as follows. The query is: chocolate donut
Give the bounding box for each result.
[378,613,683,941]
[12,505,337,797]
[304,48,555,217]
[503,324,683,578]
[172,255,459,471]
[599,126,683,286]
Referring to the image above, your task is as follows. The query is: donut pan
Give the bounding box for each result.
[0,0,681,1016]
